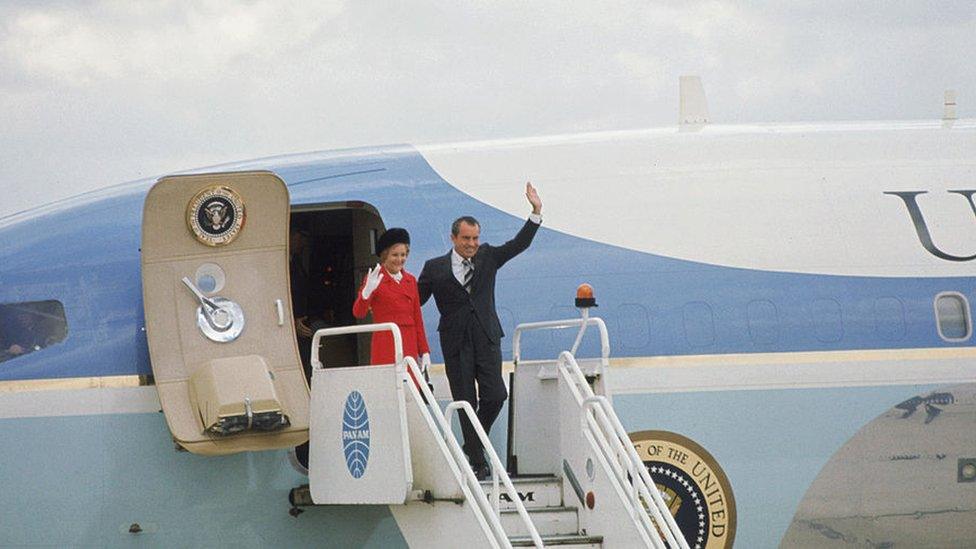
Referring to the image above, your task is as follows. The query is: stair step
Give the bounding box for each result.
[481,475,562,510]
[499,506,579,537]
[509,534,603,547]
[494,474,560,485]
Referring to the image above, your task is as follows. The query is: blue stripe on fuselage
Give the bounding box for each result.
[0,145,972,381]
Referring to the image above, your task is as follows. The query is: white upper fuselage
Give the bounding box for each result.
[420,119,976,277]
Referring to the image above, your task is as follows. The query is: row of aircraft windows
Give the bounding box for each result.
[543,293,974,349]
[0,294,972,364]
[717,293,970,346]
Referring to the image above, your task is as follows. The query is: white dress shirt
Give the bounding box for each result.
[451,214,541,285]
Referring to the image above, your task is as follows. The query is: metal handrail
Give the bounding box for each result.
[403,357,544,548]
[558,351,689,549]
[579,397,663,548]
[310,322,402,370]
[445,400,545,548]
[578,402,660,547]
[555,358,660,548]
[400,357,509,548]
[512,315,610,365]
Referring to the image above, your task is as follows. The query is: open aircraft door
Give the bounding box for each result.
[141,171,309,455]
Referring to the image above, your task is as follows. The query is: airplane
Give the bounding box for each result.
[1,78,975,548]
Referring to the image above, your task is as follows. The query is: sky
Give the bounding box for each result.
[1,1,974,218]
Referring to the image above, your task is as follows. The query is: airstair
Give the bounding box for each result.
[483,474,600,547]
[295,293,688,548]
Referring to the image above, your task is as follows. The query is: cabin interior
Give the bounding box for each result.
[289,203,386,374]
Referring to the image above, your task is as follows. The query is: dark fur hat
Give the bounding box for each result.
[376,228,410,254]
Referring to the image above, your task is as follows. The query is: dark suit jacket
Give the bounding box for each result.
[418,219,539,347]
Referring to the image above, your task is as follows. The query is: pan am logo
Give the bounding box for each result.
[342,391,370,479]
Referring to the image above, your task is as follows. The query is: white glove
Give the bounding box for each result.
[361,263,383,299]
[420,353,431,381]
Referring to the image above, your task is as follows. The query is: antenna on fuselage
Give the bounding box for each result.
[943,89,957,127]
[679,75,709,131]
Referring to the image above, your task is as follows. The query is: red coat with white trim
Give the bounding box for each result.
[352,268,431,365]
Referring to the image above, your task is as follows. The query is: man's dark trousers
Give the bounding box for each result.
[442,315,506,465]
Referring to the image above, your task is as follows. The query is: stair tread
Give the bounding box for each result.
[480,474,559,486]
[500,506,577,514]
[509,534,603,546]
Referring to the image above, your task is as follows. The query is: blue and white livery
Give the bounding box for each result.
[1,108,975,547]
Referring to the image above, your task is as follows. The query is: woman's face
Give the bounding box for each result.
[382,243,409,274]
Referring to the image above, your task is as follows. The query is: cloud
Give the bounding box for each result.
[0,1,344,87]
[0,1,974,218]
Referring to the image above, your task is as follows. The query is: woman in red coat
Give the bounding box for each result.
[352,228,431,384]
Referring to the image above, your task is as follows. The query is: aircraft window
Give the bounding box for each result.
[747,300,779,345]
[935,292,971,342]
[874,297,906,341]
[618,303,651,350]
[810,299,843,343]
[682,301,715,346]
[0,301,68,364]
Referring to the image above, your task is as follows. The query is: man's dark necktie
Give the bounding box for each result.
[462,259,474,293]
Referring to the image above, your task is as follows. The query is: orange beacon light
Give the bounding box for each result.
[575,283,597,308]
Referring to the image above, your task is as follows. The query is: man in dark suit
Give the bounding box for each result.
[418,182,542,478]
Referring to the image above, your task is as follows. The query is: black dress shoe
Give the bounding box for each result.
[473,462,491,481]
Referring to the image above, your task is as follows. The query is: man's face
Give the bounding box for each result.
[451,221,480,259]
